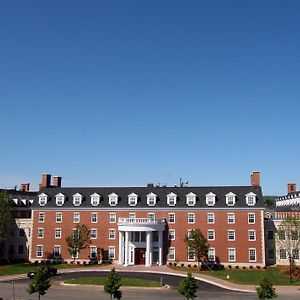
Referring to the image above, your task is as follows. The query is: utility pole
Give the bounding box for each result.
[12,280,15,300]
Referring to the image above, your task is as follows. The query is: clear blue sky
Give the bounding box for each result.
[1,1,299,195]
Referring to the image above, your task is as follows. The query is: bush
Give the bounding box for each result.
[235,266,239,269]
[256,277,277,299]
[250,265,253,269]
[169,262,173,266]
[256,265,261,270]
[181,263,185,267]
[243,266,246,270]
[188,264,191,268]
[174,263,177,267]
[228,265,232,269]
[194,264,197,268]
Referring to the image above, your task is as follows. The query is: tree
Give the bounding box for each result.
[104,267,122,299]
[0,191,11,260]
[178,272,198,300]
[184,228,209,270]
[66,224,91,262]
[276,216,300,283]
[27,267,51,300]
[256,277,277,299]
[264,198,275,208]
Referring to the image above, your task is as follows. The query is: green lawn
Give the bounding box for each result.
[65,277,161,287]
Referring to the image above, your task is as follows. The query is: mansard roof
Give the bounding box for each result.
[32,185,264,209]
[0,189,37,208]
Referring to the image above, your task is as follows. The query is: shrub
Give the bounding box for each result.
[250,265,253,269]
[235,266,239,269]
[181,263,185,267]
[243,266,246,270]
[256,277,277,299]
[194,264,197,268]
[256,265,261,270]
[228,265,232,269]
[188,264,191,268]
[174,262,177,267]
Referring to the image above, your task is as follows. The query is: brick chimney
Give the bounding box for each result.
[20,183,30,192]
[288,183,297,194]
[41,174,51,188]
[53,176,62,187]
[251,171,260,186]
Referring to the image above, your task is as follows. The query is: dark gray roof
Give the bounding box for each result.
[0,189,37,207]
[275,206,300,212]
[33,185,264,209]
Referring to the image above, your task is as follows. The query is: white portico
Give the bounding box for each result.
[117,218,165,267]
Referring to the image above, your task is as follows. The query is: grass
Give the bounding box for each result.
[65,277,161,287]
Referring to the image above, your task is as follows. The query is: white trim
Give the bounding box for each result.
[167,193,177,206]
[55,193,65,206]
[147,193,157,206]
[73,193,83,206]
[90,228,98,239]
[188,213,195,224]
[55,228,61,239]
[90,193,100,206]
[207,229,215,241]
[206,192,216,206]
[186,192,196,206]
[91,212,98,223]
[249,248,257,262]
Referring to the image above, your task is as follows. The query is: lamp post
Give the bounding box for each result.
[289,256,293,284]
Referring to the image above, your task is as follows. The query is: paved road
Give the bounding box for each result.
[0,271,296,300]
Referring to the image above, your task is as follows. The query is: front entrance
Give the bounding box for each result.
[135,248,146,265]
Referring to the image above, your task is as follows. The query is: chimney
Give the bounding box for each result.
[20,183,30,192]
[251,171,260,186]
[288,183,297,194]
[41,174,51,188]
[53,176,62,187]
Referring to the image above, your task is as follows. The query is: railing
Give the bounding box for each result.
[118,217,165,225]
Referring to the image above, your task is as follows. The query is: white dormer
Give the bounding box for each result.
[109,193,118,206]
[186,192,196,206]
[38,193,48,206]
[55,193,65,206]
[90,193,100,206]
[167,192,177,206]
[206,192,216,206]
[73,193,82,206]
[128,193,138,206]
[147,192,157,206]
[225,192,236,206]
[246,192,256,206]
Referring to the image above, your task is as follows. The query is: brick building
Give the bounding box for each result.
[29,171,266,267]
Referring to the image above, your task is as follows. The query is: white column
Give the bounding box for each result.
[149,231,153,266]
[124,231,129,267]
[158,230,163,266]
[146,231,152,267]
[118,231,124,264]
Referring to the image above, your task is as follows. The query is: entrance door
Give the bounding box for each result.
[135,248,146,265]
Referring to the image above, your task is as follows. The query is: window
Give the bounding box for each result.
[73,193,82,206]
[8,245,14,255]
[90,193,100,206]
[90,229,98,239]
[167,193,177,206]
[207,229,215,241]
[267,249,275,260]
[227,213,235,224]
[18,245,24,255]
[56,212,62,223]
[109,229,116,240]
[55,193,65,206]
[228,248,236,262]
[228,230,235,241]
[19,229,25,237]
[148,213,155,221]
[128,193,138,206]
[186,193,196,206]
[91,213,98,223]
[292,249,299,260]
[248,230,256,241]
[73,212,80,223]
[208,248,215,261]
[55,228,61,239]
[168,247,175,260]
[169,229,175,240]
[267,230,274,240]
[37,228,44,238]
[54,246,61,258]
[248,213,255,224]
[108,193,118,206]
[168,213,175,223]
[188,248,195,261]
[147,193,157,206]
[292,231,299,241]
[187,229,193,240]
[278,231,286,240]
[38,193,48,206]
[129,213,136,221]
[249,248,256,262]
[90,246,97,259]
[36,245,43,257]
[38,212,45,223]
[28,228,31,237]
[109,213,116,223]
[246,192,256,206]
[188,213,195,224]
[225,192,236,206]
[280,249,287,259]
[206,192,216,206]
[72,228,79,238]
[207,213,215,224]
[108,246,115,259]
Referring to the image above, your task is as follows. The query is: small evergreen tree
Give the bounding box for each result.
[104,267,122,299]
[27,267,51,300]
[256,277,277,299]
[0,191,11,260]
[178,272,198,300]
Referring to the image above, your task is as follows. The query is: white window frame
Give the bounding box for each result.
[73,212,80,223]
[108,246,115,259]
[36,245,43,257]
[168,213,175,224]
[168,229,176,241]
[228,248,236,262]
[55,193,65,206]
[38,212,45,223]
[228,229,235,241]
[188,213,195,224]
[53,245,61,258]
[128,193,138,206]
[168,247,175,260]
[148,213,155,221]
[246,192,256,206]
[90,246,97,259]
[208,248,216,261]
[129,213,136,221]
[55,228,61,239]
[90,228,98,239]
[37,228,44,239]
[147,193,157,206]
[248,230,256,241]
[248,213,255,224]
[249,248,256,262]
[188,248,195,261]
[91,212,98,223]
[167,193,177,206]
[187,229,193,240]
[73,193,82,206]
[56,212,62,223]
[38,193,48,206]
[206,192,216,206]
[207,229,215,241]
[109,212,116,223]
[186,192,196,206]
[207,213,215,224]
[225,192,236,206]
[279,249,287,260]
[227,213,235,224]
[108,193,118,206]
[109,229,116,240]
[90,193,100,206]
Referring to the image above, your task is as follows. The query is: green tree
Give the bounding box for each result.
[178,272,198,300]
[27,267,51,300]
[184,228,209,270]
[0,191,11,260]
[256,277,277,299]
[66,224,91,262]
[104,267,122,299]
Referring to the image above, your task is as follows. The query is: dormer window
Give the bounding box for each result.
[55,193,65,206]
[186,192,196,206]
[73,193,82,206]
[38,193,48,206]
[109,193,118,206]
[206,192,216,206]
[246,192,256,206]
[147,193,157,206]
[128,193,138,206]
[90,193,100,206]
[226,192,236,206]
[167,193,177,206]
